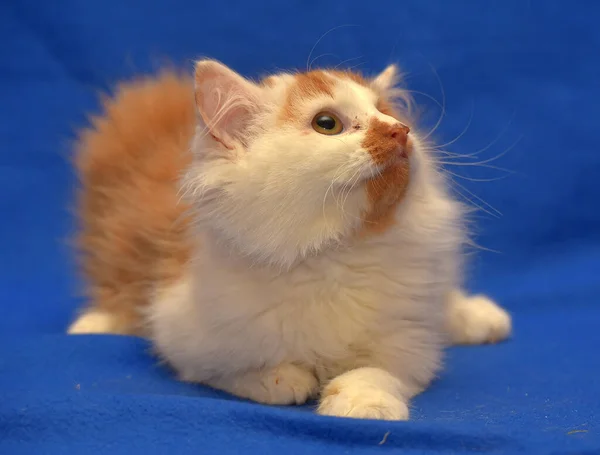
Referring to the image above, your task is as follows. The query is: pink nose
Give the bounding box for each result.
[390,123,410,146]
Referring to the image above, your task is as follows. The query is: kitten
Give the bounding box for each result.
[68,59,511,420]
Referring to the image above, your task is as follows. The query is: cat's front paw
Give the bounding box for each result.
[318,384,409,420]
[210,364,319,406]
[317,368,410,421]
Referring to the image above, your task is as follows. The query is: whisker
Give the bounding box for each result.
[450,178,502,218]
[337,168,364,222]
[338,167,361,208]
[432,99,475,149]
[309,53,338,71]
[448,110,518,160]
[435,161,515,173]
[387,36,401,63]
[403,90,444,110]
[322,164,352,227]
[306,25,360,72]
[430,148,478,159]
[341,173,366,222]
[421,62,446,141]
[345,61,366,72]
[473,110,517,156]
[432,152,479,161]
[443,169,513,183]
[334,169,354,211]
[333,55,364,70]
[455,134,523,167]
[452,185,499,219]
[437,134,523,169]
[464,237,502,254]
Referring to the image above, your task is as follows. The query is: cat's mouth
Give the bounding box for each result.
[334,142,412,190]
[367,143,412,176]
[387,137,413,164]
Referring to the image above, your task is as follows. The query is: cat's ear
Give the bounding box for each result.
[194,60,264,149]
[371,64,400,93]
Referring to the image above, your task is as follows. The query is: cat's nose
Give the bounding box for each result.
[390,123,410,147]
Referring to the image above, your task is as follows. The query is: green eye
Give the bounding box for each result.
[311,112,343,135]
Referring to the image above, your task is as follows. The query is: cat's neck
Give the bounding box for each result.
[191,223,398,280]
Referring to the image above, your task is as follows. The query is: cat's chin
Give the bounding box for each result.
[365,155,409,177]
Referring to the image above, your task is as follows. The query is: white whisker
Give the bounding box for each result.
[443,169,512,183]
[345,61,366,72]
[403,90,444,110]
[451,178,502,218]
[421,62,446,141]
[306,25,360,72]
[309,53,338,71]
[322,164,352,228]
[436,161,515,173]
[451,134,523,167]
[341,169,364,208]
[444,111,518,161]
[335,167,363,223]
[432,99,475,150]
[333,56,364,70]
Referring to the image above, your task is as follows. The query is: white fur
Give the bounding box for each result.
[319,367,410,420]
[72,61,512,420]
[68,310,118,334]
[446,289,512,345]
[204,363,319,405]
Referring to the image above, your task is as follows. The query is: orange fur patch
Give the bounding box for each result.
[74,71,196,334]
[280,71,334,124]
[328,70,368,86]
[361,117,409,165]
[362,163,410,235]
[360,117,411,235]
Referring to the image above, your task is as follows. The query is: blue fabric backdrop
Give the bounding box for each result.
[1,0,598,453]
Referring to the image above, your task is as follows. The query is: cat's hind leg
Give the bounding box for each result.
[446,289,512,345]
[67,308,136,335]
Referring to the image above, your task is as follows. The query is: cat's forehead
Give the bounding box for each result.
[262,69,369,89]
[261,69,378,124]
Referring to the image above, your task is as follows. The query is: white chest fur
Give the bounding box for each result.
[148,198,460,391]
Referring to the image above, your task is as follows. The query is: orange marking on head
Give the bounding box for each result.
[328,70,368,86]
[280,71,335,124]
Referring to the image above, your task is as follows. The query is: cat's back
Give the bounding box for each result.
[74,71,195,332]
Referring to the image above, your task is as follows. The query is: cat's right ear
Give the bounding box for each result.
[194,60,264,149]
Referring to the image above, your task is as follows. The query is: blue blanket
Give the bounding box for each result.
[1,0,598,453]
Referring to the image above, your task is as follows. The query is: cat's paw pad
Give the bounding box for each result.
[236,364,319,406]
[450,294,512,345]
[318,383,409,421]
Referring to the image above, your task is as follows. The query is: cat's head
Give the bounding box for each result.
[184,59,425,268]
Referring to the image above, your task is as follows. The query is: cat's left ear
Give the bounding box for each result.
[194,59,265,149]
[371,64,400,93]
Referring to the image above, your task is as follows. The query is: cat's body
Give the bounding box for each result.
[69,61,511,420]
